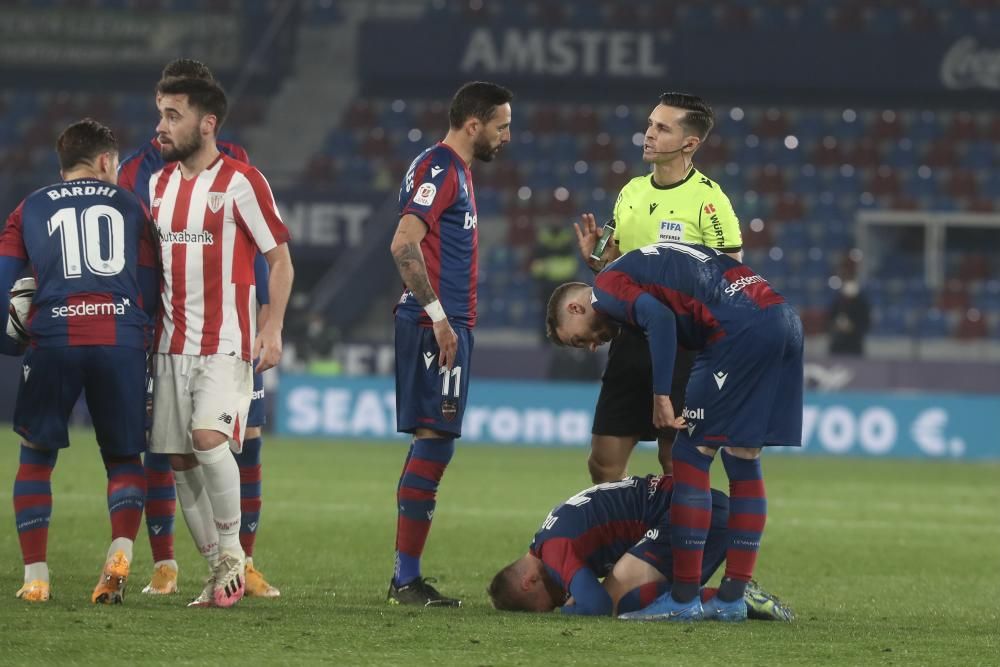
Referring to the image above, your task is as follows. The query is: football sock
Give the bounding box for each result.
[617,581,671,614]
[102,452,145,546]
[13,445,57,577]
[107,536,134,563]
[194,443,243,555]
[669,440,715,603]
[174,466,219,564]
[394,437,454,586]
[143,452,176,564]
[234,436,263,558]
[719,449,767,602]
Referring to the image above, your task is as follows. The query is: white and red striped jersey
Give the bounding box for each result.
[148,153,290,360]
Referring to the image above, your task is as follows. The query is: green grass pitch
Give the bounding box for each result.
[0,428,998,666]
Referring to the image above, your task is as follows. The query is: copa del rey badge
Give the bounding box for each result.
[207,192,226,213]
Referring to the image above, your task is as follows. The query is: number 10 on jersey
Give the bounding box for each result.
[48,205,126,279]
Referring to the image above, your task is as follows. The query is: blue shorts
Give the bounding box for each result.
[679,303,804,449]
[627,489,729,584]
[247,366,266,427]
[14,346,147,456]
[394,318,473,438]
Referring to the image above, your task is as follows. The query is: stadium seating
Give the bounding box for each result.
[301,95,1000,341]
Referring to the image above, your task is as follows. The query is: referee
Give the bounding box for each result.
[574,92,743,482]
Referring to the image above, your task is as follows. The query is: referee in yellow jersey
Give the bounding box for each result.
[574,92,743,482]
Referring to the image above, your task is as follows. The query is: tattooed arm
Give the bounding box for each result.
[390,214,458,369]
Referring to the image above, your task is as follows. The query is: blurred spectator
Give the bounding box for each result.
[530,220,599,379]
[828,279,871,355]
[530,220,578,336]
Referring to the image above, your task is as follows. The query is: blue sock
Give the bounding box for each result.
[393,437,455,586]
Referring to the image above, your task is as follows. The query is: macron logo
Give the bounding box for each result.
[423,351,436,370]
[430,166,444,178]
[22,365,30,382]
[714,371,728,389]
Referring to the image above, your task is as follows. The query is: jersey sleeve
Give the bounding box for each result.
[400,156,459,230]
[593,266,645,325]
[536,537,586,593]
[560,569,613,616]
[0,202,28,260]
[253,253,270,305]
[221,142,250,164]
[699,189,742,250]
[611,182,634,244]
[117,158,137,194]
[232,167,291,254]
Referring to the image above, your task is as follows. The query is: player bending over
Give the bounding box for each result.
[488,475,792,620]
[546,242,803,622]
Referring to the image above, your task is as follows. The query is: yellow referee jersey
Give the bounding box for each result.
[612,167,742,254]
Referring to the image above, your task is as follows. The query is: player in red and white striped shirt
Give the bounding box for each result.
[147,76,293,609]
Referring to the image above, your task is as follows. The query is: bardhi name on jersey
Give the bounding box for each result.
[394,143,478,329]
[149,154,289,360]
[0,179,157,348]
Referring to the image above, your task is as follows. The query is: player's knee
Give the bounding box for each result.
[723,446,761,460]
[192,429,229,452]
[169,453,197,471]
[588,453,625,483]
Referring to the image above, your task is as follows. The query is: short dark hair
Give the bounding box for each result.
[56,118,118,171]
[156,76,229,129]
[448,81,513,129]
[161,58,214,81]
[545,282,587,345]
[658,92,714,140]
[487,562,530,612]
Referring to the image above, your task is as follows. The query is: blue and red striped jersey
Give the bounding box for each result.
[0,179,158,349]
[529,475,673,597]
[117,137,269,305]
[594,243,785,351]
[394,142,478,329]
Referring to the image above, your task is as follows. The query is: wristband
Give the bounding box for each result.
[424,299,447,323]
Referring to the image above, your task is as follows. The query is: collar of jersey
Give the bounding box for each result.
[648,167,696,191]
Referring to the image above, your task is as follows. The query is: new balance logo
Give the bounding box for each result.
[713,371,728,389]
[649,202,658,215]
[22,365,29,382]
[423,351,436,369]
[430,166,444,178]
[218,412,233,425]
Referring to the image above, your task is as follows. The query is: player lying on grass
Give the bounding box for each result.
[488,474,792,620]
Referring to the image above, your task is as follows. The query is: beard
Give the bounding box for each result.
[159,128,202,163]
[473,134,502,162]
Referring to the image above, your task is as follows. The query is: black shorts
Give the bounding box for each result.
[592,326,697,442]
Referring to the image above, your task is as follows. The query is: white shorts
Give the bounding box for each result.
[149,353,253,455]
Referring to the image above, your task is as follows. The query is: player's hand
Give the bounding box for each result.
[253,324,283,373]
[652,394,685,430]
[574,213,600,264]
[433,318,458,370]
